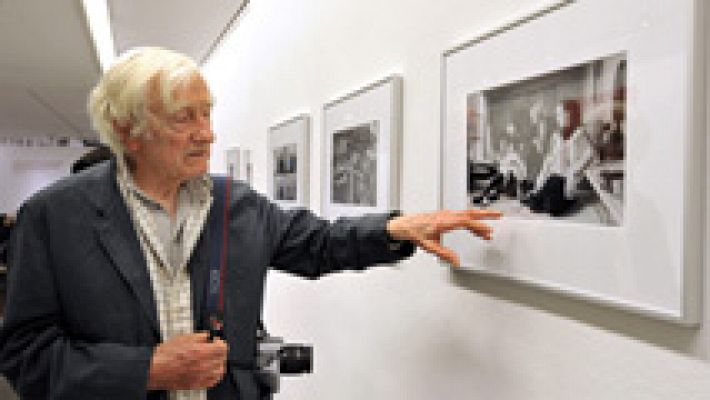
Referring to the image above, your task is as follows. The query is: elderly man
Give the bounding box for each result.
[0,47,500,400]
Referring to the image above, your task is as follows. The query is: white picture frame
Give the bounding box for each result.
[441,0,704,324]
[267,114,310,208]
[322,75,402,219]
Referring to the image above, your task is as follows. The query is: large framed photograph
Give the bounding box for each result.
[322,75,402,219]
[442,0,704,324]
[267,114,310,208]
[466,51,627,226]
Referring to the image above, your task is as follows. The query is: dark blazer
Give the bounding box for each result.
[0,160,414,399]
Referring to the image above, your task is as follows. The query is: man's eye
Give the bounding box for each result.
[172,111,191,122]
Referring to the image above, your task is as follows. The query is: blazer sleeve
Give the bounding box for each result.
[261,194,416,278]
[0,199,154,400]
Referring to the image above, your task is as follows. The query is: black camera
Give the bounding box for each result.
[255,324,313,395]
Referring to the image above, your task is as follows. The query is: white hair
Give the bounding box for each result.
[88,47,202,158]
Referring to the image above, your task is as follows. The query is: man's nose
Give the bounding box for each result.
[193,123,215,143]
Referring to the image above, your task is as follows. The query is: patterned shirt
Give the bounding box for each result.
[116,160,212,400]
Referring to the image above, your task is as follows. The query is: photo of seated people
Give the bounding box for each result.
[466,52,625,226]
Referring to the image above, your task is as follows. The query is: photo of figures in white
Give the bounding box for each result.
[467,52,626,226]
[273,143,298,201]
[332,121,378,206]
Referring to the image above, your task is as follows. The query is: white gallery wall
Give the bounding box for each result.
[0,146,87,213]
[203,0,710,399]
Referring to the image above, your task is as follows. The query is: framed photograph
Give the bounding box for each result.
[322,75,402,219]
[442,0,704,324]
[225,146,240,180]
[267,114,310,208]
[225,146,253,184]
[242,149,253,185]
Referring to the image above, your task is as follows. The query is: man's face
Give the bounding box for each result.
[126,75,215,183]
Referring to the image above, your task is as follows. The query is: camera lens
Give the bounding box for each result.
[278,345,312,374]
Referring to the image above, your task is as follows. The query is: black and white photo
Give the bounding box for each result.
[243,149,253,185]
[225,147,240,181]
[331,121,378,206]
[466,52,626,226]
[273,143,298,201]
[322,75,401,219]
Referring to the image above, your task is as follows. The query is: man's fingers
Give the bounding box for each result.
[199,339,228,361]
[162,332,210,347]
[464,220,493,240]
[431,217,467,233]
[417,237,460,267]
[211,338,229,356]
[191,332,211,342]
[430,214,495,239]
[463,208,503,220]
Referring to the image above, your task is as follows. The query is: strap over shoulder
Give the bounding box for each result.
[207,175,231,339]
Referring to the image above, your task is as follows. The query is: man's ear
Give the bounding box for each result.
[112,120,140,153]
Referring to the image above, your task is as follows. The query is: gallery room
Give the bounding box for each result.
[1,0,710,399]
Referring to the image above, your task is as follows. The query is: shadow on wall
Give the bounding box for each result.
[449,270,700,358]
[449,178,702,359]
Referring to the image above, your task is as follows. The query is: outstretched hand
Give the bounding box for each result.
[386,209,502,267]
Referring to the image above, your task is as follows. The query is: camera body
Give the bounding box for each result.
[255,327,313,395]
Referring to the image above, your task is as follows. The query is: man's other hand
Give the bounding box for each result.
[386,209,502,267]
[148,332,228,390]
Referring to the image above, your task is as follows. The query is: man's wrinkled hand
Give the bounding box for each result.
[386,209,502,267]
[147,332,228,391]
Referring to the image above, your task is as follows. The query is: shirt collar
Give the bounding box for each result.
[116,155,213,209]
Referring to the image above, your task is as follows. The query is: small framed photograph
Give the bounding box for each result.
[322,75,402,219]
[225,146,241,180]
[442,0,704,324]
[267,114,310,208]
[242,149,253,185]
[225,146,253,185]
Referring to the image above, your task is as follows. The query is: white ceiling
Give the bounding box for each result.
[0,0,247,141]
[110,0,247,64]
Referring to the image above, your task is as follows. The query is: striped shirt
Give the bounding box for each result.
[116,160,212,400]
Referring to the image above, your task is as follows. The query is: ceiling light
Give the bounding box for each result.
[79,0,116,72]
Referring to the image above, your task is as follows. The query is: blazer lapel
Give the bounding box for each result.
[83,160,161,339]
[95,218,160,339]
[189,232,209,331]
